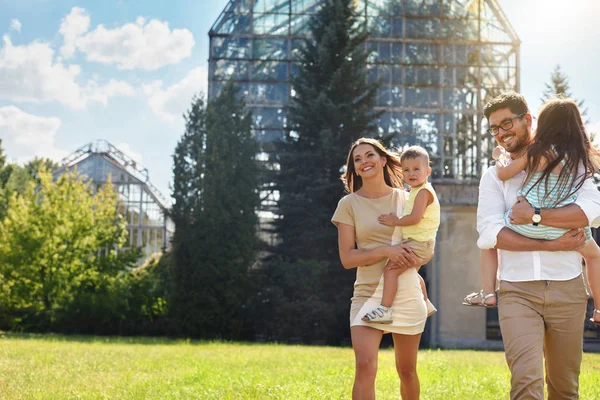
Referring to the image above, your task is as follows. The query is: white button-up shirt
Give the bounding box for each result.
[477,166,600,282]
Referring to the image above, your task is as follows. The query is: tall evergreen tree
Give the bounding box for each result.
[255,0,381,344]
[170,83,259,339]
[541,65,589,123]
[275,0,381,262]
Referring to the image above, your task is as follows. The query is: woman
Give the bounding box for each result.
[332,138,430,400]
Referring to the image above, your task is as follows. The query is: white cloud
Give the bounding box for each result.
[0,35,134,110]
[58,7,194,70]
[0,106,68,163]
[142,66,207,123]
[59,7,90,58]
[115,142,143,166]
[10,19,22,33]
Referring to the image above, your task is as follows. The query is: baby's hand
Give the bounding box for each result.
[492,146,508,161]
[378,212,399,226]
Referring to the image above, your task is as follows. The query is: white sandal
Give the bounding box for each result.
[361,305,393,324]
[462,290,497,308]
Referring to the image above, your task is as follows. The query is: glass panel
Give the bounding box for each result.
[256,129,284,143]
[406,19,440,39]
[391,18,403,37]
[442,19,477,40]
[291,0,321,14]
[405,88,440,108]
[253,0,290,14]
[405,67,441,86]
[378,64,391,83]
[211,37,251,59]
[212,12,251,35]
[291,14,311,35]
[378,112,404,135]
[248,83,288,103]
[367,0,403,16]
[443,0,471,17]
[253,107,287,130]
[290,40,305,61]
[253,39,289,60]
[377,87,391,106]
[253,13,289,35]
[391,86,402,106]
[252,61,288,81]
[405,0,442,16]
[213,60,250,80]
[231,0,252,13]
[368,18,392,38]
[405,43,440,64]
[392,65,403,84]
[404,112,440,154]
[367,65,378,83]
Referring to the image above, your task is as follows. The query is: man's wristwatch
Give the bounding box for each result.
[532,207,541,226]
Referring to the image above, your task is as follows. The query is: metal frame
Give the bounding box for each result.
[54,140,174,259]
[208,0,520,182]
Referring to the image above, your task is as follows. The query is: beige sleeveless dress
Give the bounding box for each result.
[332,188,427,335]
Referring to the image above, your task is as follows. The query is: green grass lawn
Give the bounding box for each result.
[0,333,599,399]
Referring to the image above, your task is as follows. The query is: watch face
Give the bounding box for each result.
[532,214,542,223]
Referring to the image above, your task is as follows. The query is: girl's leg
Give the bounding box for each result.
[464,249,498,306]
[381,267,402,307]
[392,332,422,400]
[579,241,600,323]
[351,326,383,400]
[481,248,498,306]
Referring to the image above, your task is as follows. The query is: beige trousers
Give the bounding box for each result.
[498,275,589,400]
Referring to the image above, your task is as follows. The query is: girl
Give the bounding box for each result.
[463,98,600,326]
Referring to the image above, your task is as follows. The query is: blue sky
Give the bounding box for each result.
[0,0,599,199]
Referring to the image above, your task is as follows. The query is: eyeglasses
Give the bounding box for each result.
[487,112,526,136]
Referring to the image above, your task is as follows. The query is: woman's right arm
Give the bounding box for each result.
[337,223,389,269]
[337,223,417,269]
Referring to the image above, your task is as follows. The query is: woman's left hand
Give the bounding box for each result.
[387,244,424,270]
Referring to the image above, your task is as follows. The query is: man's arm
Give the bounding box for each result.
[495,226,586,251]
[477,167,585,251]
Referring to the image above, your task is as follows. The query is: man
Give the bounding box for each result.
[477,92,600,399]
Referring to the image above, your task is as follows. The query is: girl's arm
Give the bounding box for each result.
[336,223,417,269]
[379,189,433,227]
[496,155,527,181]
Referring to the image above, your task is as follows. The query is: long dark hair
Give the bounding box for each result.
[341,138,404,193]
[523,98,600,204]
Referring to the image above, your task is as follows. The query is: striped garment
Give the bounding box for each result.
[504,170,592,241]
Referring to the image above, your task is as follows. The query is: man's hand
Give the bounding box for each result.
[379,212,400,226]
[547,228,586,251]
[510,196,534,225]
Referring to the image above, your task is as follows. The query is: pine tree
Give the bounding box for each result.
[170,83,259,338]
[275,0,381,262]
[258,0,382,344]
[541,65,589,123]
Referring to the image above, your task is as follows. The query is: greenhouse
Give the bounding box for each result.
[54,140,173,260]
[208,0,520,181]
